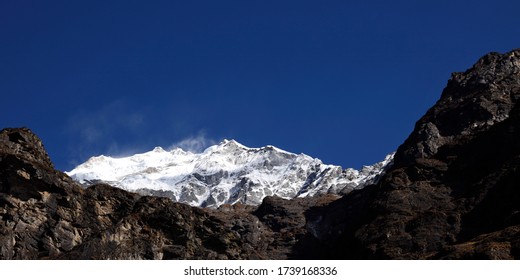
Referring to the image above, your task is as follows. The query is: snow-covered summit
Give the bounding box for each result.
[66,140,394,207]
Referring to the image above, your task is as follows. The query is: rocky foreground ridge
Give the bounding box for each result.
[1,49,520,259]
[0,127,335,259]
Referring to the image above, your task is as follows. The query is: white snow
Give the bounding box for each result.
[66,140,394,207]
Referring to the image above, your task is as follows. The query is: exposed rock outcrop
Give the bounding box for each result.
[305,49,520,259]
[0,128,312,259]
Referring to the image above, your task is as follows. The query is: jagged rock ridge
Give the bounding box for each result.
[0,127,333,259]
[304,49,520,259]
[66,140,393,207]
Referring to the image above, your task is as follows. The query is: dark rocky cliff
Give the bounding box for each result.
[1,49,520,259]
[305,49,520,259]
[0,127,330,259]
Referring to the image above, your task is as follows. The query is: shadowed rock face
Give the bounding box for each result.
[0,127,330,259]
[305,49,520,259]
[2,49,520,259]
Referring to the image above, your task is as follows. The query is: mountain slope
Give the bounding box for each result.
[0,127,335,259]
[67,140,393,207]
[304,49,520,259]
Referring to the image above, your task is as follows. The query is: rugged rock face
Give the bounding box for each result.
[306,49,520,259]
[0,128,326,259]
[1,49,520,259]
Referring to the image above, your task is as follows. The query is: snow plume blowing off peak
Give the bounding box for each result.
[66,140,394,208]
[168,134,216,153]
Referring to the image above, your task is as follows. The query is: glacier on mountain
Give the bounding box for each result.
[66,139,394,207]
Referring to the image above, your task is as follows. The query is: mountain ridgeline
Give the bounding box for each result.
[1,49,520,259]
[66,140,394,208]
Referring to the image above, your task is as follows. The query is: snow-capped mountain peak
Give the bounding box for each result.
[66,140,393,207]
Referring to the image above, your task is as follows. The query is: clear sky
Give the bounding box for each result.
[1,0,519,171]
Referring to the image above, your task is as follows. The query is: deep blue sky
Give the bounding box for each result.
[1,0,519,171]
